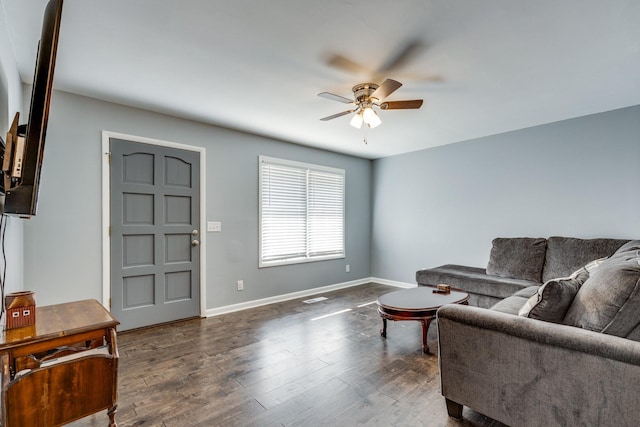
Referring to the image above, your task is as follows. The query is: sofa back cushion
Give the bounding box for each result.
[486,237,547,282]
[542,237,629,283]
[563,240,640,339]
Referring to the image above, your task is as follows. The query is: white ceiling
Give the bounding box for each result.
[2,0,639,159]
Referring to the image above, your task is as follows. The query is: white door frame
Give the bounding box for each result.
[101,130,207,317]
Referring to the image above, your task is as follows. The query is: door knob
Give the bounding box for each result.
[191,240,200,247]
[192,229,199,236]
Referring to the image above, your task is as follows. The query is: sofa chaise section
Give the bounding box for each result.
[416,264,538,308]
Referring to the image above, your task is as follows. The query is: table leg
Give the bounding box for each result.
[380,318,387,338]
[421,318,433,354]
[107,404,118,427]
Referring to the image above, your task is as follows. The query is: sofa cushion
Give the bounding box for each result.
[542,236,629,283]
[627,324,640,342]
[563,240,640,337]
[519,269,589,323]
[490,286,539,315]
[512,286,540,299]
[490,295,530,315]
[486,237,547,282]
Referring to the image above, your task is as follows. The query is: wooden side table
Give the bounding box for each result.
[377,287,469,353]
[0,299,119,426]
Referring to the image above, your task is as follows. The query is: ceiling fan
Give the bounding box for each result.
[318,78,423,128]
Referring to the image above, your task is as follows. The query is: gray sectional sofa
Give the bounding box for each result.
[417,236,629,308]
[434,238,640,426]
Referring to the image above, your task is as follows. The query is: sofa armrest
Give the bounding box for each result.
[437,304,640,426]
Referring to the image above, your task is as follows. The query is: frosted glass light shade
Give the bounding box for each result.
[363,107,381,128]
[350,112,363,128]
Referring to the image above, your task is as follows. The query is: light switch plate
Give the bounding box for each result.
[207,221,221,232]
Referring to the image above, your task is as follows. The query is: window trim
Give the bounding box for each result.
[258,155,345,268]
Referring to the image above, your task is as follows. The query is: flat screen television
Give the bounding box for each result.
[1,0,63,217]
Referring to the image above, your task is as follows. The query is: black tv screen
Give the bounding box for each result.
[2,0,63,217]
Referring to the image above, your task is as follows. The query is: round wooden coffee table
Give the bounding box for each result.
[377,287,469,353]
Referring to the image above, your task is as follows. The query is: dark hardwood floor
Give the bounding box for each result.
[70,283,505,427]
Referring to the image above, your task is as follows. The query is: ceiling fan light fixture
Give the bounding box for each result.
[350,111,363,128]
[319,78,421,128]
[363,107,381,128]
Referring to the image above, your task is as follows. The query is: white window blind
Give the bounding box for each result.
[259,156,345,267]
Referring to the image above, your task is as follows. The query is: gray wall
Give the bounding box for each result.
[371,105,640,284]
[0,12,25,295]
[24,89,372,309]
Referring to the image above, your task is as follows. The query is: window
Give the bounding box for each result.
[259,156,345,267]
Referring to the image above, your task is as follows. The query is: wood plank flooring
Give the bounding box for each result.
[70,283,505,427]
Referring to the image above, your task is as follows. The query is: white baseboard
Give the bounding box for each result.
[205,277,372,317]
[204,277,417,318]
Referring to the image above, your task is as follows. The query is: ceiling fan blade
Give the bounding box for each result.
[325,54,370,75]
[320,110,355,121]
[379,100,424,110]
[378,39,426,74]
[371,79,402,101]
[318,92,354,104]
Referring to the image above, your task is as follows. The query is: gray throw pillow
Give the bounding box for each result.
[486,237,547,282]
[563,241,640,336]
[519,268,590,323]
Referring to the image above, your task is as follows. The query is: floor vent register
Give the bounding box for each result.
[303,296,328,304]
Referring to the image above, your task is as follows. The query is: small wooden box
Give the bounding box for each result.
[5,291,36,330]
[437,284,451,293]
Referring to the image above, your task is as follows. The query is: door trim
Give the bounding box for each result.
[101,130,207,318]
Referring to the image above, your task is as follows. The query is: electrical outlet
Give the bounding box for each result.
[346,264,350,273]
[237,280,244,291]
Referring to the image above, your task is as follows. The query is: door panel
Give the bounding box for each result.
[110,138,200,330]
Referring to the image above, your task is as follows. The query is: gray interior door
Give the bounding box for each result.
[110,138,201,330]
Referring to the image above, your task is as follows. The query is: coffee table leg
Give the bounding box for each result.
[421,318,433,354]
[107,403,117,427]
[380,318,387,338]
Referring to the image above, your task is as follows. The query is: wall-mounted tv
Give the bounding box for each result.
[1,0,63,217]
